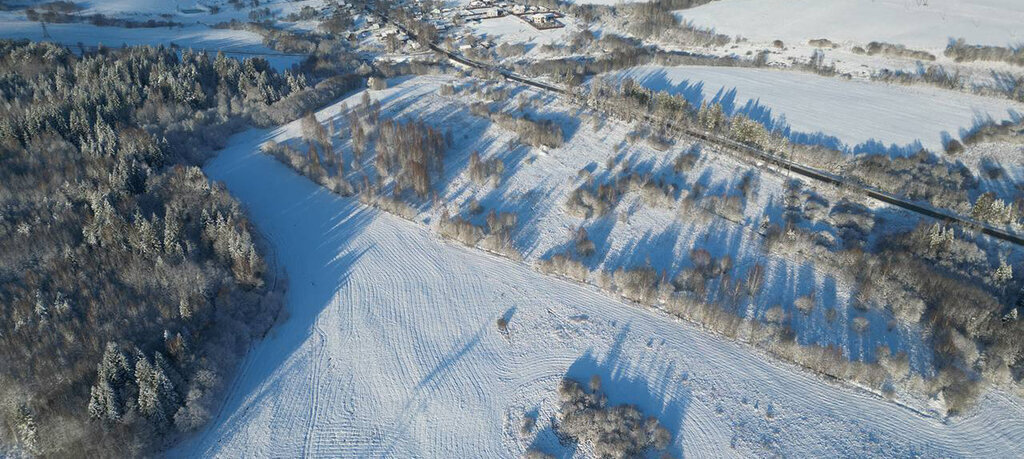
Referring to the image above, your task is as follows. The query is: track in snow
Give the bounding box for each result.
[169,120,1024,457]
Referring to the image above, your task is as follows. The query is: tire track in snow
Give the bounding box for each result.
[301,311,328,457]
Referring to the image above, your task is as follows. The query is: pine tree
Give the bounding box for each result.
[88,342,133,421]
[136,352,179,428]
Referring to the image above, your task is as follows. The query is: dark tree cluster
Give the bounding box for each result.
[0,41,291,456]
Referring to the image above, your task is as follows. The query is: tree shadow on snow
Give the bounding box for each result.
[527,326,691,458]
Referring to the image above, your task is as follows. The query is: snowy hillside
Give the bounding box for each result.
[1,0,1022,456]
[171,105,1024,457]
[680,0,1024,49]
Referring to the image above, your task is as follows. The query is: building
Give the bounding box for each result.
[532,13,555,24]
[484,7,503,18]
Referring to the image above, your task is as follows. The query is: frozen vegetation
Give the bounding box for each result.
[169,116,1024,457]
[611,64,1024,154]
[2,0,1024,456]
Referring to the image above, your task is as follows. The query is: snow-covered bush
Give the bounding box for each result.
[368,76,388,90]
[566,181,621,219]
[537,254,590,282]
[863,41,936,61]
[555,376,671,458]
[437,211,485,246]
[945,39,1024,66]
[613,266,661,304]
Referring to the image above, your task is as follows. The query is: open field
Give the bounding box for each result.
[680,0,1024,49]
[612,65,1024,154]
[172,111,1024,457]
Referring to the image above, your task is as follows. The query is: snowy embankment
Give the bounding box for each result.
[169,97,1024,457]
[613,65,1024,154]
[679,0,1024,49]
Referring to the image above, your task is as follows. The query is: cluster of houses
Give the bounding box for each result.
[357,0,566,54]
[363,17,426,51]
[463,0,564,29]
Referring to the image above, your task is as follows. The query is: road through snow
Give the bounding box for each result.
[172,122,1024,457]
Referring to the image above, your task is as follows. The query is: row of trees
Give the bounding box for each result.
[945,38,1024,67]
[469,102,564,148]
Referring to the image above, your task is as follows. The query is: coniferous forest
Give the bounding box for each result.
[0,40,296,456]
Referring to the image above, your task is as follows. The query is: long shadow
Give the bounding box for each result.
[613,67,1006,157]
[177,125,380,455]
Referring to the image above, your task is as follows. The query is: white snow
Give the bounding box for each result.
[76,0,326,19]
[168,81,1024,457]
[0,18,303,69]
[679,0,1024,49]
[613,65,1024,154]
[76,0,195,15]
[463,15,580,48]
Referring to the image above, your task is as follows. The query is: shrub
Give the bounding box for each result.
[864,41,936,61]
[851,316,870,333]
[794,294,815,315]
[613,266,661,303]
[537,254,590,282]
[565,181,621,219]
[673,148,700,173]
[368,76,388,90]
[945,139,964,155]
[945,38,1024,66]
[574,227,597,257]
[807,38,837,49]
[555,377,671,458]
[437,210,485,246]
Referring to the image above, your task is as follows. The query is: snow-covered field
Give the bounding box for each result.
[74,0,325,20]
[680,0,1024,49]
[0,19,303,69]
[170,97,1024,457]
[613,65,1024,154]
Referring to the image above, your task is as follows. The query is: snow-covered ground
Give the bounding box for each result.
[274,75,940,371]
[0,18,303,69]
[170,98,1024,457]
[679,0,1024,49]
[463,14,582,49]
[613,65,1024,154]
[74,0,326,21]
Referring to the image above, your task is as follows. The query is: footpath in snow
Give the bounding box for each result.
[170,117,1024,457]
